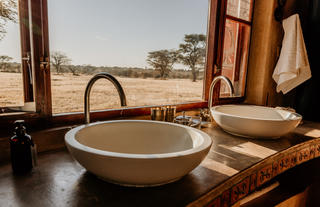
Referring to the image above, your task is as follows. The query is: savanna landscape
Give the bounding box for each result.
[0,72,203,114]
[0,1,206,114]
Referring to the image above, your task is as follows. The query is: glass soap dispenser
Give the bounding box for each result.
[9,120,37,174]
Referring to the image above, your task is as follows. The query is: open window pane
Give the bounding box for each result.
[0,0,24,108]
[227,0,252,21]
[220,19,251,97]
[48,0,208,114]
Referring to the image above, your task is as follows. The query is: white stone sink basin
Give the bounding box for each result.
[65,120,212,187]
[210,105,302,139]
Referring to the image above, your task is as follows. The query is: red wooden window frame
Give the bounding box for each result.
[209,0,254,104]
[19,0,34,102]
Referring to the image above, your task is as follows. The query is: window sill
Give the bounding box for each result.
[0,101,208,132]
[0,96,245,131]
[51,101,208,127]
[0,111,39,119]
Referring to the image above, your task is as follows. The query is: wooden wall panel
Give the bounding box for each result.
[244,0,284,106]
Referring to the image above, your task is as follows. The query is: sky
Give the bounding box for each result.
[0,0,208,68]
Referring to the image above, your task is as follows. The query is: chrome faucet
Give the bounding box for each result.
[84,72,127,124]
[208,75,234,110]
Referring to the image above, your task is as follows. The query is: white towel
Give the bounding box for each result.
[272,14,311,94]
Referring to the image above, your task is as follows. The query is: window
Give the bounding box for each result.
[0,0,31,110]
[220,0,252,97]
[0,0,254,127]
[47,0,208,114]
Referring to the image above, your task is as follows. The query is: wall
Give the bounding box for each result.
[295,0,320,121]
[245,0,283,106]
[245,0,310,107]
[0,127,70,163]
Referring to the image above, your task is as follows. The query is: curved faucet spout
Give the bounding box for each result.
[208,75,234,110]
[84,72,127,124]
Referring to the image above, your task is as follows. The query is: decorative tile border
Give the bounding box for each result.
[230,177,250,204]
[297,148,310,165]
[257,165,273,187]
[221,189,230,207]
[272,161,278,177]
[206,197,220,207]
[249,172,257,192]
[315,144,320,157]
[278,155,291,174]
[206,189,231,207]
[289,152,297,168]
[310,145,315,159]
[201,143,320,207]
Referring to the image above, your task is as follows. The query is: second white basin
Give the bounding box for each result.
[210,105,302,139]
[65,120,212,187]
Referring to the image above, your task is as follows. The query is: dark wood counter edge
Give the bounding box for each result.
[188,137,320,207]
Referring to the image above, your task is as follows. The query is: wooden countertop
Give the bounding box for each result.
[0,121,320,207]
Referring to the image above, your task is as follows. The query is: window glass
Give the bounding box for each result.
[0,0,24,107]
[48,0,208,114]
[227,0,252,21]
[220,19,251,97]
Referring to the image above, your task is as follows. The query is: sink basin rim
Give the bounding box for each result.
[65,120,212,159]
[211,105,302,122]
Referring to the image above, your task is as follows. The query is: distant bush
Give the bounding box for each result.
[0,62,203,80]
[0,62,22,73]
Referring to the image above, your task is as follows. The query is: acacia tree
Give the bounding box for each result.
[67,65,79,76]
[51,51,71,74]
[147,49,178,79]
[0,55,12,71]
[178,34,206,82]
[0,0,17,40]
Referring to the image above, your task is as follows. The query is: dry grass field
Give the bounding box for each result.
[0,72,203,114]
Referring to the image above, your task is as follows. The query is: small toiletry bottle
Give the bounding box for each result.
[165,106,176,122]
[9,120,36,174]
[151,107,166,121]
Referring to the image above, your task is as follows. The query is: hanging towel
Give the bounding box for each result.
[272,14,311,94]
